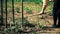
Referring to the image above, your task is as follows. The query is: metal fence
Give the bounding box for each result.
[0,0,23,28]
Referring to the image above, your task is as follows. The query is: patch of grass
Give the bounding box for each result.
[37,7,42,12]
[7,0,22,2]
[36,17,44,28]
[15,18,22,26]
[38,22,44,28]
[3,18,22,33]
[48,11,52,16]
[24,6,32,14]
[23,0,43,5]
[15,8,20,13]
[4,26,19,33]
[33,31,36,34]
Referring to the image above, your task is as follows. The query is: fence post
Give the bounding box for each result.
[12,0,15,24]
[1,0,3,26]
[5,0,7,28]
[22,0,24,27]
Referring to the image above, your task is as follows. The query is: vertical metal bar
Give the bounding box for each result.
[12,0,15,33]
[12,0,15,23]
[1,0,3,25]
[0,0,1,12]
[5,0,7,28]
[22,0,24,26]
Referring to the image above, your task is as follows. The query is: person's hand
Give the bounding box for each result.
[49,0,54,2]
[37,11,44,15]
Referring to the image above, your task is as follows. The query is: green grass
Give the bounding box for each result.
[24,6,32,14]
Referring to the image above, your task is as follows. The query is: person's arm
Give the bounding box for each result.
[41,0,47,12]
[38,0,48,14]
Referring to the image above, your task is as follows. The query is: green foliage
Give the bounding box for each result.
[22,18,29,26]
[23,0,43,4]
[7,0,22,2]
[4,26,19,33]
[33,31,36,34]
[38,22,44,28]
[37,7,42,12]
[24,6,32,14]
[3,18,29,33]
[6,0,53,5]
[48,1,53,5]
[15,8,20,13]
[14,0,22,2]
[33,0,42,4]
[36,17,44,28]
[48,12,52,16]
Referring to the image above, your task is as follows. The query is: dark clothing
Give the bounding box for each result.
[53,0,60,26]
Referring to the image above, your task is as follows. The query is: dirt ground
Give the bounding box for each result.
[0,2,60,34]
[1,11,60,34]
